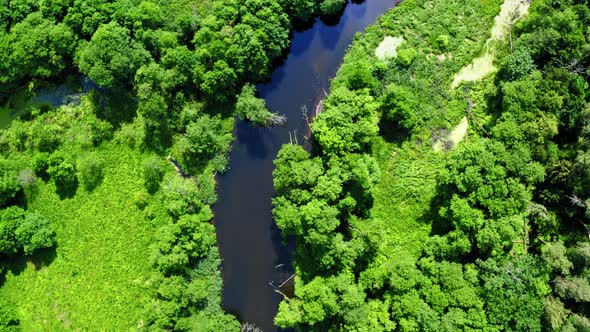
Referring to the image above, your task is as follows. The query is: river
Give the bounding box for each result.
[212,1,397,330]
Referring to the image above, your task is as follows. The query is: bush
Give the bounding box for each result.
[115,119,146,149]
[17,169,37,195]
[143,156,164,194]
[0,171,20,208]
[48,159,77,196]
[134,191,149,209]
[397,48,418,67]
[0,206,24,255]
[338,59,377,91]
[319,0,347,17]
[162,175,201,218]
[15,212,56,255]
[499,47,535,81]
[436,34,450,51]
[78,153,104,191]
[31,152,50,178]
[0,302,19,330]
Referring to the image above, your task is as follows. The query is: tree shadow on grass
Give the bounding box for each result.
[55,178,79,200]
[417,182,454,236]
[0,246,58,287]
[378,114,410,145]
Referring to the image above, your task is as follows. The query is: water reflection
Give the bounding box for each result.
[213,1,397,331]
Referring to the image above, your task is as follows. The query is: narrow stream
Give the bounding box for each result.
[212,1,397,330]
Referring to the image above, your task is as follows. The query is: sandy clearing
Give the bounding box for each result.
[451,0,530,88]
[433,116,469,151]
[375,36,404,60]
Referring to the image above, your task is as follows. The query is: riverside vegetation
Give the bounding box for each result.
[0,0,357,330]
[273,0,590,330]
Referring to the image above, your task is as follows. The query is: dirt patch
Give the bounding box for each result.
[451,53,496,88]
[451,0,530,88]
[375,36,404,60]
[433,116,469,151]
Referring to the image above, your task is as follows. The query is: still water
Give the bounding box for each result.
[213,1,397,330]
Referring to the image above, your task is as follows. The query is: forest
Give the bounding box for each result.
[272,0,590,330]
[0,0,589,331]
[0,0,350,330]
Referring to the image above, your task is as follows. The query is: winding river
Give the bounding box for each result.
[212,1,397,330]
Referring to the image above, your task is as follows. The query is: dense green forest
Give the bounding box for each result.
[0,0,351,330]
[273,0,590,330]
[2,0,589,330]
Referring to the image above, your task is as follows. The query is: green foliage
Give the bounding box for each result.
[0,207,24,255]
[544,296,568,331]
[235,83,275,126]
[76,22,151,87]
[0,171,20,208]
[554,276,590,303]
[396,47,418,67]
[47,158,77,196]
[337,58,378,91]
[0,142,173,329]
[499,47,535,81]
[313,87,379,156]
[0,301,19,331]
[319,0,346,17]
[77,153,104,191]
[143,156,164,193]
[151,208,215,275]
[0,0,315,328]
[0,12,76,85]
[381,84,422,129]
[0,207,55,256]
[133,191,149,210]
[14,211,55,255]
[172,114,232,173]
[479,256,550,331]
[273,0,590,329]
[542,241,573,275]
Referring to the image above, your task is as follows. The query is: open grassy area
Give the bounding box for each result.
[371,136,444,259]
[0,141,169,330]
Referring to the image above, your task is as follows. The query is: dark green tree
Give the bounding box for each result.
[76,21,151,87]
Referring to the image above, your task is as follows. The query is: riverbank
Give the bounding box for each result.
[213,2,398,330]
[272,0,507,329]
[0,1,398,330]
[274,0,590,328]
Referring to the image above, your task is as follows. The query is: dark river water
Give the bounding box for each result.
[212,1,397,330]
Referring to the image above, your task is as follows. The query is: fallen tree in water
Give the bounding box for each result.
[236,83,287,127]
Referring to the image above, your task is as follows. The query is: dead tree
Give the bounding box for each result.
[267,113,287,127]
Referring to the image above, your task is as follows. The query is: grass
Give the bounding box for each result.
[359,0,504,259]
[370,137,445,259]
[451,0,530,88]
[0,141,169,330]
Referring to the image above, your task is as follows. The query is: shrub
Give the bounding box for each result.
[48,159,77,196]
[115,119,146,149]
[499,47,535,81]
[0,171,20,208]
[17,169,36,195]
[30,152,49,178]
[134,191,149,209]
[15,212,56,255]
[0,302,19,330]
[397,48,418,67]
[319,0,347,17]
[436,34,450,51]
[143,156,164,193]
[77,153,104,191]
